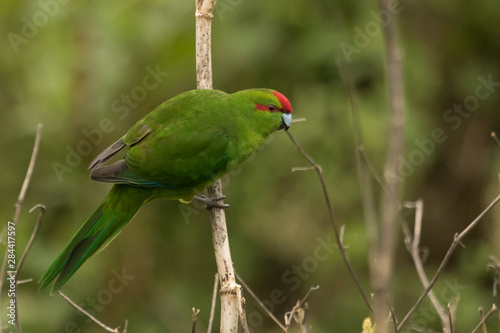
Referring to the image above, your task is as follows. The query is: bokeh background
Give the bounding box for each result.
[2,0,500,332]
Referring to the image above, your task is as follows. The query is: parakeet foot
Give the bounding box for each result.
[194,195,229,209]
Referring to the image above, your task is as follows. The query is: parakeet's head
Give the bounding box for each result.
[254,90,293,131]
[233,89,293,131]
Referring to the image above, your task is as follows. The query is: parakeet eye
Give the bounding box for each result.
[268,105,276,111]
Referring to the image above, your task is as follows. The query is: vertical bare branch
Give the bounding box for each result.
[195,1,240,332]
[195,0,216,90]
[374,0,405,330]
[0,123,42,333]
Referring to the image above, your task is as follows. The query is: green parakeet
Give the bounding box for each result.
[39,88,293,293]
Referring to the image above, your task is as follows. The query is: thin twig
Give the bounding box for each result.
[284,286,318,332]
[478,307,486,333]
[497,304,500,333]
[398,193,500,329]
[291,166,315,172]
[386,294,398,332]
[491,132,500,194]
[235,271,286,331]
[286,131,373,313]
[58,291,128,332]
[285,304,306,331]
[237,288,250,333]
[14,123,43,227]
[496,171,500,195]
[447,303,455,333]
[297,285,319,308]
[0,123,42,333]
[207,273,219,333]
[192,308,200,333]
[16,204,45,277]
[491,132,500,149]
[471,304,497,333]
[16,279,32,285]
[402,200,449,332]
[487,256,500,297]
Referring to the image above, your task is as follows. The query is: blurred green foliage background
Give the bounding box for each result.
[2,0,500,332]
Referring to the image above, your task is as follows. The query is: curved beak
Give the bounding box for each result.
[281,112,292,131]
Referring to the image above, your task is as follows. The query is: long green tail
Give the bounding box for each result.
[39,185,151,294]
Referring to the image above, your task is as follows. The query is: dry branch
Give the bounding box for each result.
[58,292,127,333]
[398,193,500,329]
[192,308,200,333]
[0,123,42,333]
[237,288,250,333]
[207,273,219,333]
[194,0,240,331]
[15,205,45,279]
[354,139,500,331]
[284,285,318,333]
[286,131,373,313]
[471,304,497,333]
[402,200,450,332]
[375,0,406,330]
[235,271,286,331]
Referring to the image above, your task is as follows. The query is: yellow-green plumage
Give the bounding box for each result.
[39,88,292,293]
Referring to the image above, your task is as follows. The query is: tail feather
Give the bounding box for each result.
[39,185,149,293]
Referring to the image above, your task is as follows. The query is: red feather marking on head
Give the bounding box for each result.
[255,104,268,111]
[273,91,292,113]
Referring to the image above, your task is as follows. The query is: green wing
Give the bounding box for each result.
[90,90,233,192]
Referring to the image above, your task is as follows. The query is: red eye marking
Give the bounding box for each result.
[255,104,278,112]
